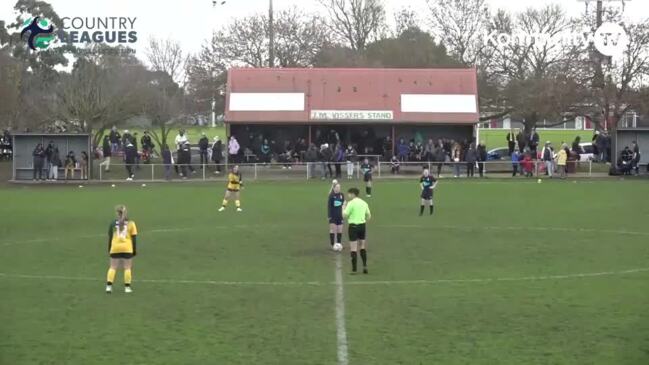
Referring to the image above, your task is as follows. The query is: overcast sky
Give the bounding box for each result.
[1,0,647,63]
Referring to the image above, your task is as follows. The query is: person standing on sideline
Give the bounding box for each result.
[631,141,641,175]
[198,133,209,168]
[161,144,173,180]
[80,151,89,180]
[511,149,520,177]
[516,129,527,154]
[140,131,154,164]
[556,144,568,179]
[122,130,133,149]
[228,136,240,164]
[105,205,138,294]
[451,143,461,178]
[132,132,140,169]
[477,141,487,177]
[541,142,554,178]
[109,126,121,154]
[124,141,137,181]
[211,136,223,174]
[100,135,112,172]
[435,141,446,177]
[390,155,400,174]
[571,136,583,159]
[345,144,357,179]
[529,127,540,155]
[333,143,344,179]
[343,188,371,274]
[465,143,477,177]
[360,158,373,197]
[49,145,61,181]
[506,129,516,155]
[45,140,54,180]
[64,151,76,180]
[32,143,46,181]
[323,143,334,178]
[174,129,189,151]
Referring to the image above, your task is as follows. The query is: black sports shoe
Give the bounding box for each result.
[363,268,368,274]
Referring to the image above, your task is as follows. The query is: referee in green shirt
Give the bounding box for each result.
[343,187,372,274]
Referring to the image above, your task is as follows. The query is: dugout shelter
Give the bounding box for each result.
[616,128,649,167]
[11,133,91,181]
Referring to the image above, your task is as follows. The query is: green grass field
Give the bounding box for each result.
[479,129,593,150]
[1,179,648,364]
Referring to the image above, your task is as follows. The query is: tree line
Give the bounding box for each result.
[1,0,648,151]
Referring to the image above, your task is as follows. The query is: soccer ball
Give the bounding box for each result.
[141,183,147,187]
[333,242,343,252]
[332,179,338,185]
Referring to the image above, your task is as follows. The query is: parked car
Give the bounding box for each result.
[489,143,594,162]
[487,147,511,161]
[577,143,595,162]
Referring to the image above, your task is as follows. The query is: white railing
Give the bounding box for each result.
[90,159,603,182]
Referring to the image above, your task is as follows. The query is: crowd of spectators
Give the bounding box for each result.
[98,126,157,179]
[26,125,641,181]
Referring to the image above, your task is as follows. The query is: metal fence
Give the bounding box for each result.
[90,159,610,182]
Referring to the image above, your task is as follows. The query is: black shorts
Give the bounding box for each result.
[363,173,372,182]
[348,223,366,241]
[329,216,343,225]
[110,253,133,259]
[421,190,433,200]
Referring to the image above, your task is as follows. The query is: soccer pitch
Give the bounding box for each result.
[1,179,648,364]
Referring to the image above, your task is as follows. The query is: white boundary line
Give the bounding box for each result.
[2,224,648,248]
[1,267,648,287]
[334,254,349,365]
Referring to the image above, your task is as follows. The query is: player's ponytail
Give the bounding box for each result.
[115,205,127,231]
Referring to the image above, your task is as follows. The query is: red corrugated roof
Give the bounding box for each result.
[226,67,479,124]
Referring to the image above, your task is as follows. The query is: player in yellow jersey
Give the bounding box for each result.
[219,165,243,212]
[106,205,138,294]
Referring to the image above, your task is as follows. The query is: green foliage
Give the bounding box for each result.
[315,28,461,68]
[365,28,459,68]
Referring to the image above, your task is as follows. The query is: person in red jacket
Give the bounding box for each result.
[522,152,534,177]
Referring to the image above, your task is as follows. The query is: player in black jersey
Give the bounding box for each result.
[360,158,373,197]
[327,181,345,248]
[419,168,437,216]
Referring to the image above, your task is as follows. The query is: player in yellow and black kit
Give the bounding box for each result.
[106,205,138,294]
[219,165,243,212]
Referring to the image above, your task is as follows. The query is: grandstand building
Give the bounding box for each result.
[225,67,479,159]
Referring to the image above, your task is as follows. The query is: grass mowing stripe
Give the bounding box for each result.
[2,267,648,287]
[3,224,649,248]
[334,254,349,365]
